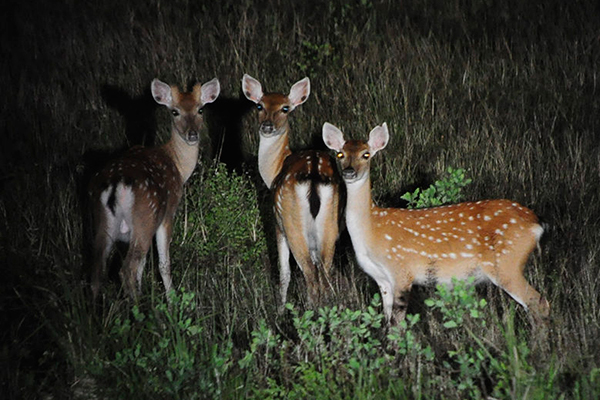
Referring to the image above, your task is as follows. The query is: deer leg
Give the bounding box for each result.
[121,235,151,299]
[276,225,292,312]
[91,229,114,300]
[316,190,339,296]
[155,220,174,296]
[490,248,550,325]
[392,285,412,325]
[378,280,395,324]
[497,272,549,322]
[91,207,117,300]
[286,232,320,308]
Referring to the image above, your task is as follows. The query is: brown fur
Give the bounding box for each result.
[323,122,550,325]
[90,78,220,300]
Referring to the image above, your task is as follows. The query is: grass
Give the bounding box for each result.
[1,0,600,398]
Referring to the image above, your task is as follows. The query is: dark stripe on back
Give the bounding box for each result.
[309,181,321,219]
[272,150,341,220]
[107,184,117,215]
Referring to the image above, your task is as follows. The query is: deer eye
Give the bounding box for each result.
[336,152,344,159]
[281,106,290,113]
[171,110,180,117]
[257,104,263,111]
[362,152,371,159]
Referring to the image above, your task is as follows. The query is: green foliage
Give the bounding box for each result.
[89,289,234,399]
[387,313,434,361]
[238,295,427,398]
[423,279,558,398]
[425,279,492,397]
[297,40,338,77]
[175,163,267,269]
[401,167,472,209]
[425,277,487,329]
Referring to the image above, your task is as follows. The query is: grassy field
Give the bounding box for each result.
[2,0,600,398]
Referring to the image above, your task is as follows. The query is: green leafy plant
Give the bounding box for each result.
[424,279,547,398]
[89,289,234,399]
[424,279,490,397]
[175,163,267,271]
[401,167,472,209]
[239,295,419,398]
[296,40,338,77]
[425,277,487,329]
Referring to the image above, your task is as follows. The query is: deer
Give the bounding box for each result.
[322,122,550,325]
[89,77,220,300]
[242,74,341,309]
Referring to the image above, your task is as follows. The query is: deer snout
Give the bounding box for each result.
[187,129,199,142]
[342,168,357,180]
[259,121,276,136]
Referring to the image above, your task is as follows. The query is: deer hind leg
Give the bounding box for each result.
[91,201,118,300]
[315,184,339,294]
[285,228,320,307]
[498,272,549,322]
[488,248,550,324]
[155,219,174,296]
[276,225,292,312]
[121,232,152,299]
[91,226,114,300]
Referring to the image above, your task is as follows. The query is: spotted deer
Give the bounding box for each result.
[242,74,341,308]
[322,122,550,325]
[90,77,220,300]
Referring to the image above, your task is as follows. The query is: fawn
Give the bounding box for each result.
[323,122,550,325]
[242,74,341,308]
[90,77,220,300]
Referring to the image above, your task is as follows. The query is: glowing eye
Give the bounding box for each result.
[198,107,203,114]
[282,106,290,113]
[171,110,180,116]
[362,152,371,159]
[257,104,263,111]
[336,152,344,159]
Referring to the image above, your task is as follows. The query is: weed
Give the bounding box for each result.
[401,167,472,209]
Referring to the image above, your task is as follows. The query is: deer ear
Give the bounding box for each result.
[151,79,173,107]
[200,78,220,105]
[288,77,310,109]
[367,123,389,155]
[322,122,345,152]
[242,74,263,103]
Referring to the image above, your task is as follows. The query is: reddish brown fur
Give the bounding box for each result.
[242,74,341,307]
[323,122,549,325]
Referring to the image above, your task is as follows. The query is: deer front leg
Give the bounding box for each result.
[391,285,412,325]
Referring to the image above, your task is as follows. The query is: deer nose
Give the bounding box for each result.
[187,130,199,142]
[260,121,274,134]
[342,168,357,180]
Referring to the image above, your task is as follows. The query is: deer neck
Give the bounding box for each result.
[258,124,292,189]
[344,175,376,254]
[163,130,200,184]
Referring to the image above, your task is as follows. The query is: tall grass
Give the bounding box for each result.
[1,0,599,398]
